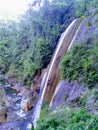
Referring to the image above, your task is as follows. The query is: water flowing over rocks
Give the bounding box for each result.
[32,19,80,128]
[44,19,79,103]
[2,75,39,112]
[0,76,36,129]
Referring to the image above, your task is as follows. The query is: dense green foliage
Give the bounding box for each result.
[0,0,97,86]
[36,87,98,130]
[59,0,98,88]
[60,40,98,88]
[0,0,76,86]
[0,0,98,129]
[36,108,98,130]
[0,0,76,85]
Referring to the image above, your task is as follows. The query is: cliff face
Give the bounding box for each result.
[50,16,98,109]
[36,15,98,130]
[43,19,79,103]
[69,17,98,50]
[45,16,97,104]
[50,80,87,109]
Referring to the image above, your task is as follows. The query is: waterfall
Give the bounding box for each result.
[49,19,83,108]
[32,19,79,128]
[32,72,47,128]
[68,20,83,50]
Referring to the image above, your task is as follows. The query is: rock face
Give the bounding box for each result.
[0,86,9,124]
[46,17,97,105]
[68,17,98,50]
[1,74,40,114]
[50,80,86,109]
[2,75,39,112]
[21,91,38,112]
[20,75,40,112]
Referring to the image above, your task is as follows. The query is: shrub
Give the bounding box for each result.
[60,40,98,88]
[86,22,92,27]
[36,108,98,130]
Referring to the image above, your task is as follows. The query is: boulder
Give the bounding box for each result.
[21,91,38,112]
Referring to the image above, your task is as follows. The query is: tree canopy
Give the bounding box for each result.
[0,0,96,86]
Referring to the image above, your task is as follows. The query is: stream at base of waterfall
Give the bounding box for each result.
[0,82,33,130]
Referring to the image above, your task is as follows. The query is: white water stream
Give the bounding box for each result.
[68,20,83,50]
[32,19,78,128]
[49,19,82,108]
[32,72,47,128]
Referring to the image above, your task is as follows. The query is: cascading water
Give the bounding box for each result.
[32,72,47,128]
[32,19,79,128]
[50,19,83,108]
[68,20,83,51]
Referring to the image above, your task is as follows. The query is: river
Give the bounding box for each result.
[0,83,33,130]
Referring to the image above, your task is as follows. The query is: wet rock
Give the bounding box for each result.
[3,74,40,113]
[31,74,41,92]
[43,20,79,103]
[71,17,97,47]
[0,75,8,84]
[4,75,25,93]
[21,98,32,112]
[0,108,7,124]
[21,91,38,112]
[0,86,9,124]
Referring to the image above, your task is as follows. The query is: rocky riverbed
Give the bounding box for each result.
[0,85,9,124]
[0,76,38,130]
